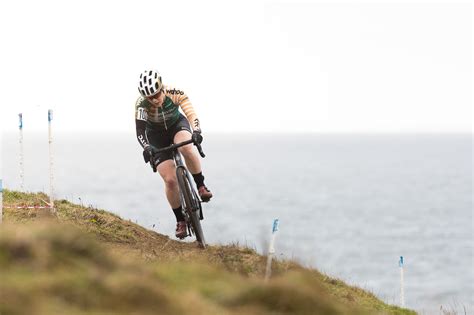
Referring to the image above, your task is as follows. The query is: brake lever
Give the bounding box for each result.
[196,142,206,158]
[150,156,158,173]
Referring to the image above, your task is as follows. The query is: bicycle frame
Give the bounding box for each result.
[172,149,185,170]
[151,139,206,246]
[173,150,203,218]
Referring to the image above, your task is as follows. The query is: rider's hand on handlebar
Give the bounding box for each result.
[143,146,156,163]
[192,130,203,144]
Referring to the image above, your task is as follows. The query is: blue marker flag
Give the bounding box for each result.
[399,256,404,267]
[48,110,53,122]
[272,219,279,233]
[18,113,23,129]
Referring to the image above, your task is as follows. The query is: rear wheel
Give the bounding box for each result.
[177,167,206,248]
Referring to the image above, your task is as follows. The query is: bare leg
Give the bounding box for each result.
[174,130,202,174]
[174,130,212,202]
[157,159,180,208]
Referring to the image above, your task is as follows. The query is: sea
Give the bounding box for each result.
[1,132,472,314]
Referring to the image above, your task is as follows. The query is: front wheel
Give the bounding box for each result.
[176,167,206,248]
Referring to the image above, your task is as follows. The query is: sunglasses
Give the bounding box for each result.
[146,89,164,101]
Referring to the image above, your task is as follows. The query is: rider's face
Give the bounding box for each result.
[147,89,165,107]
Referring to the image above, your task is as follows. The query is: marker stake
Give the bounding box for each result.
[48,109,55,210]
[264,219,279,282]
[399,256,405,307]
[19,113,24,191]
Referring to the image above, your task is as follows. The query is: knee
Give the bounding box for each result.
[162,174,178,188]
[178,144,194,158]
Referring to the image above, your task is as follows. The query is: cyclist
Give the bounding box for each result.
[135,70,213,239]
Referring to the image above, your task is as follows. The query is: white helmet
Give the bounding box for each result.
[138,70,163,97]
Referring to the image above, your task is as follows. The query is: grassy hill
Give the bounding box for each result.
[1,190,416,315]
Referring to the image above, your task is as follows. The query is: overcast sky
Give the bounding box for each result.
[0,0,472,133]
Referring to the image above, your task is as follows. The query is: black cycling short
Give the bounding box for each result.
[146,114,192,166]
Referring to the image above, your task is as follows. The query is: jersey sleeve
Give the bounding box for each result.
[167,87,201,132]
[135,97,150,149]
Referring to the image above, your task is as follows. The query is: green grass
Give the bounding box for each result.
[1,190,417,315]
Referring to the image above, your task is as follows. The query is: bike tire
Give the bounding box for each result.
[177,167,206,248]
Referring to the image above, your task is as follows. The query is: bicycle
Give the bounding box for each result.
[149,139,207,248]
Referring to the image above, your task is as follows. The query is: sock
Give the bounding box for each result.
[192,172,205,188]
[172,206,185,222]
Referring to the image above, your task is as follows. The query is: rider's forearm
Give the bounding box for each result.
[135,119,150,149]
[181,105,200,132]
[176,96,200,131]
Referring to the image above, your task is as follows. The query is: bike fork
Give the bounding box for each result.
[184,169,204,220]
[176,166,193,237]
